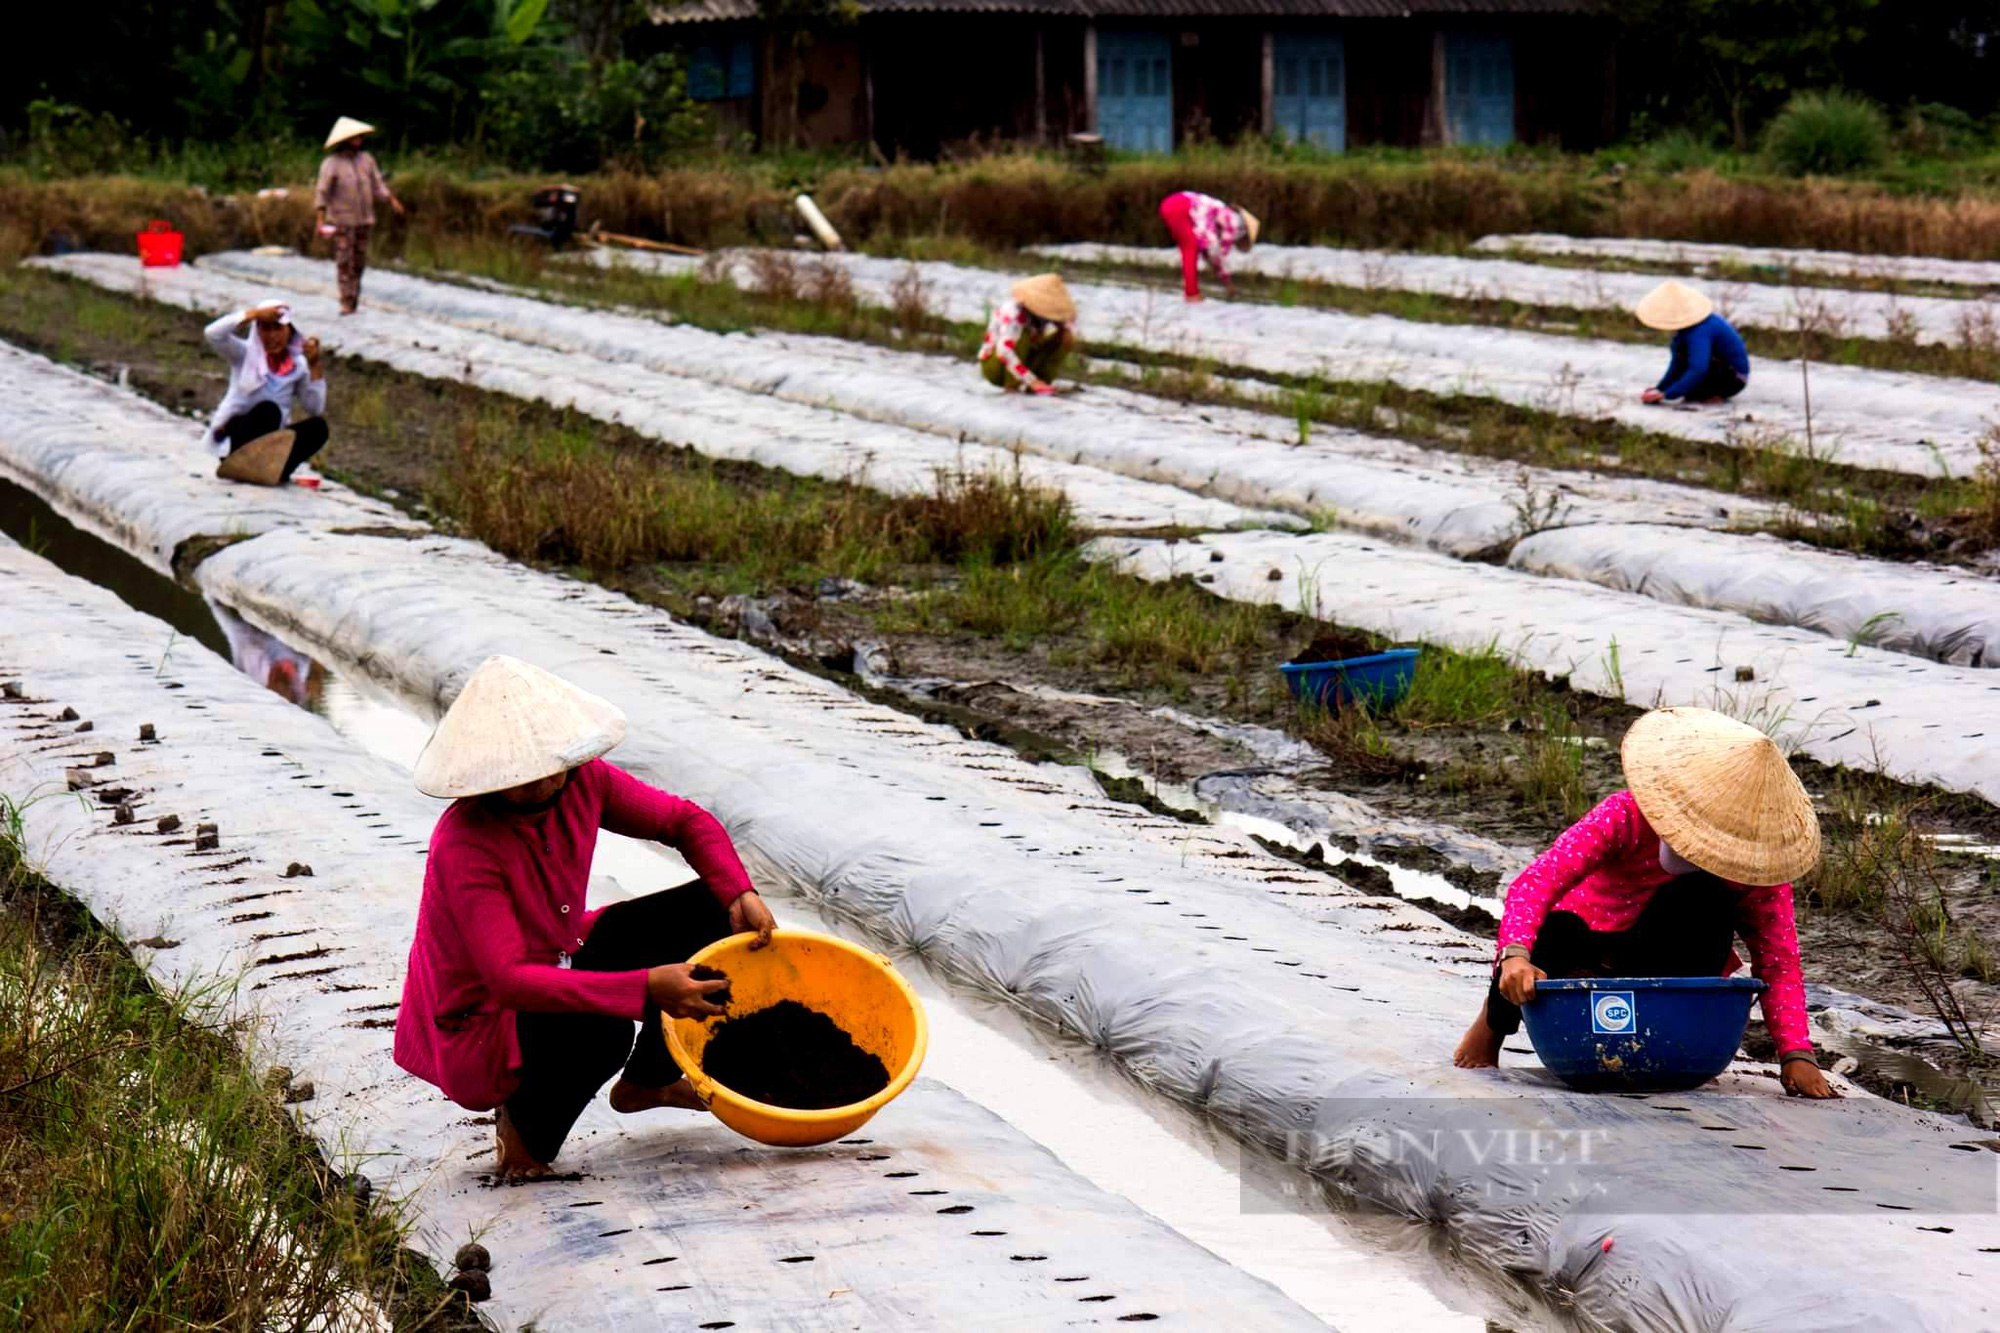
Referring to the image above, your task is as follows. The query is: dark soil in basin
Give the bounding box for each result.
[701,1000,891,1111]
[1284,631,1393,666]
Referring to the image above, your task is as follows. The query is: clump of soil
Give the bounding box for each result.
[690,963,732,1010]
[702,1000,890,1110]
[1285,630,1383,666]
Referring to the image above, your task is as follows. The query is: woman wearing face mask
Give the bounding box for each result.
[1452,706,1838,1099]
[201,300,330,486]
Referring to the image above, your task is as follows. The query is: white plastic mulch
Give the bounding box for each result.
[1028,241,1999,347]
[573,247,2000,480]
[1473,232,2000,291]
[5,349,1995,1332]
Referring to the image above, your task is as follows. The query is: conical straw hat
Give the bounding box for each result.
[413,655,627,799]
[1621,707,1819,885]
[216,430,295,486]
[325,116,376,149]
[1237,208,1260,248]
[1634,279,1714,331]
[1011,273,1076,323]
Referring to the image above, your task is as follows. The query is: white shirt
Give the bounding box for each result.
[201,311,328,457]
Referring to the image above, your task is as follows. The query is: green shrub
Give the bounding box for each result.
[1763,91,1890,177]
[1639,128,1720,174]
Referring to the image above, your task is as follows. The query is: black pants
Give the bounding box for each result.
[222,401,329,481]
[1681,364,1747,404]
[1485,872,1736,1037]
[506,882,732,1164]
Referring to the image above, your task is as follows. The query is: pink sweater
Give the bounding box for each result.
[394,759,752,1110]
[1497,790,1813,1058]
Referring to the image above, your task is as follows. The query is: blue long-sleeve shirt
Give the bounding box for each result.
[1657,313,1750,400]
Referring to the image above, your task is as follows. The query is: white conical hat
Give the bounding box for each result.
[1634,279,1714,331]
[1621,706,1820,885]
[413,656,626,799]
[324,117,376,149]
[1011,273,1076,323]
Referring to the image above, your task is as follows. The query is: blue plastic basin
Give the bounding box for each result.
[1279,648,1420,713]
[1521,976,1765,1092]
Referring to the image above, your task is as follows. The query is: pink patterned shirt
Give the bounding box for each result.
[1175,191,1244,283]
[1497,789,1813,1057]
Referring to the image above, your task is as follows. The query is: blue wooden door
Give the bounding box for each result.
[1446,33,1514,146]
[1098,30,1173,154]
[1273,33,1345,151]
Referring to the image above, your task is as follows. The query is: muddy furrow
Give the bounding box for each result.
[570,247,1998,479]
[1031,241,1998,347]
[0,349,1993,1331]
[1474,234,2000,291]
[36,255,2000,675]
[0,533,1327,1331]
[1095,529,2000,805]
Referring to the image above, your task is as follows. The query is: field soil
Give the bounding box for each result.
[3,266,1994,1121]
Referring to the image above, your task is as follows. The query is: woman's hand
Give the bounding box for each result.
[1781,1057,1840,1099]
[1640,387,1665,404]
[390,195,407,218]
[246,303,286,325]
[303,336,323,378]
[647,963,732,1018]
[1497,955,1547,1006]
[728,890,776,949]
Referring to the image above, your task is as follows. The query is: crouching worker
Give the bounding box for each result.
[1158,190,1258,302]
[203,302,329,487]
[980,274,1077,395]
[1636,279,1750,406]
[394,655,779,1179]
[1453,706,1838,1099]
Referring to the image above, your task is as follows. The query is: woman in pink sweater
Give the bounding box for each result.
[394,656,778,1178]
[1157,191,1260,301]
[1452,707,1838,1099]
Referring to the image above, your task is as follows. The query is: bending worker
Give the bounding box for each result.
[1453,706,1838,1099]
[1637,279,1750,406]
[1158,189,1259,302]
[202,300,329,486]
[316,116,406,315]
[395,655,779,1179]
[979,273,1077,395]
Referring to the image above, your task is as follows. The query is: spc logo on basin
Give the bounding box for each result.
[1591,991,1637,1035]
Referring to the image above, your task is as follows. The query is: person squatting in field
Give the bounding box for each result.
[1453,706,1839,1100]
[1157,190,1260,302]
[201,300,330,486]
[393,656,779,1180]
[979,273,1078,395]
[315,116,406,315]
[1636,279,1751,406]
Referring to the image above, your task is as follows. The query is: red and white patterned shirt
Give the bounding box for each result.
[1176,191,1244,284]
[978,299,1056,390]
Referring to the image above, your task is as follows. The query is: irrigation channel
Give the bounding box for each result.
[0,477,1506,1331]
[2,341,1997,1327]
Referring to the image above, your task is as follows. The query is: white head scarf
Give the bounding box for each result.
[236,300,304,395]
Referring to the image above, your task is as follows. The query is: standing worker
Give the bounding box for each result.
[979,274,1078,395]
[394,655,780,1180]
[315,116,406,315]
[1157,190,1259,302]
[1636,280,1750,406]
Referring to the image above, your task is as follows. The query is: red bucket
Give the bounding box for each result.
[137,219,184,268]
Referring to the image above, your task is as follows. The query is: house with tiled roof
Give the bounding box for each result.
[645,0,1614,156]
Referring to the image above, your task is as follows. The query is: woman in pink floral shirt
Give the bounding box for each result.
[1453,707,1838,1099]
[979,273,1077,394]
[1158,191,1260,301]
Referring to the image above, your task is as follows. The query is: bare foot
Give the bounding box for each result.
[494,1105,552,1180]
[1452,1003,1504,1069]
[608,1076,707,1114]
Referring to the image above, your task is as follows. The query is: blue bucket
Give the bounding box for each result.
[1522,977,1765,1092]
[1279,647,1420,713]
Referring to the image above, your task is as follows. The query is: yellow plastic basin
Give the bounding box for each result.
[665,928,928,1147]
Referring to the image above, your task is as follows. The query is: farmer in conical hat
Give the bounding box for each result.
[394,656,779,1179]
[1636,279,1750,406]
[1158,190,1259,302]
[979,273,1078,395]
[315,116,405,314]
[201,298,330,486]
[1453,706,1838,1099]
